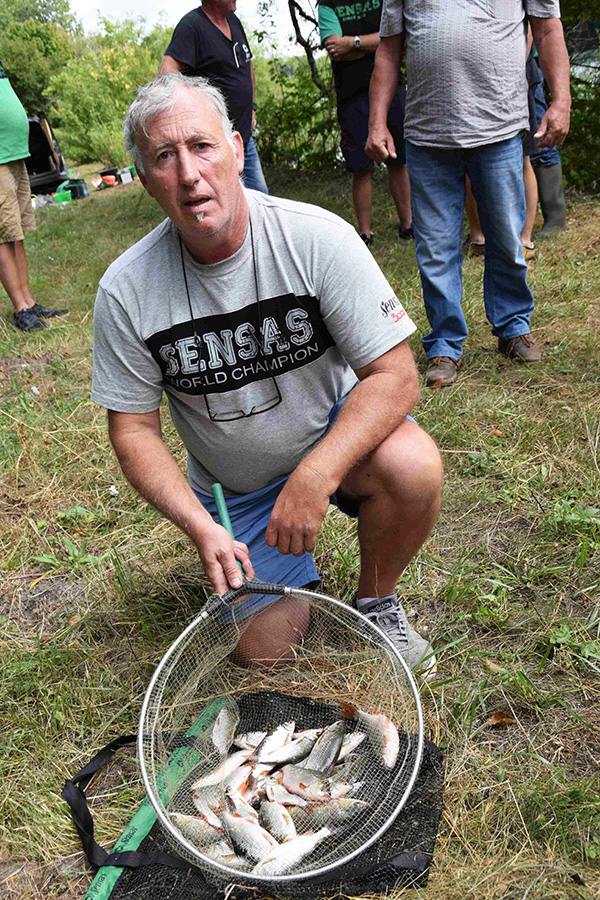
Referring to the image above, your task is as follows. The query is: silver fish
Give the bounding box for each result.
[259,800,297,842]
[277,765,331,802]
[222,763,253,794]
[340,703,400,769]
[290,798,370,830]
[337,731,366,762]
[255,721,295,762]
[226,784,259,821]
[260,733,317,766]
[202,839,248,869]
[221,810,278,861]
[252,827,331,876]
[192,784,226,828]
[170,812,223,846]
[298,721,345,773]
[191,748,253,790]
[211,704,239,757]
[265,781,309,807]
[233,730,268,751]
[292,728,323,740]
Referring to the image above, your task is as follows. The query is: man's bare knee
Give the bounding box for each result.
[232,596,310,669]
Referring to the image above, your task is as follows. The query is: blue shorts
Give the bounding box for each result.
[193,394,415,618]
[338,86,407,172]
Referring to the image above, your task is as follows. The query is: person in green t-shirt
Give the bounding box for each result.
[318,0,412,249]
[0,61,68,331]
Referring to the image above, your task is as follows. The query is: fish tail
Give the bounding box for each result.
[338,701,358,720]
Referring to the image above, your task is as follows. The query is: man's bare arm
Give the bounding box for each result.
[323,32,380,62]
[530,16,571,147]
[158,55,184,76]
[265,340,420,556]
[108,409,254,593]
[365,34,404,162]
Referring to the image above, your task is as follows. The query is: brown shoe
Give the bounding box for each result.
[498,334,542,363]
[522,242,536,262]
[462,236,485,257]
[425,356,462,387]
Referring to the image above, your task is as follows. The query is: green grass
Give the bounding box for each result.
[0,164,599,899]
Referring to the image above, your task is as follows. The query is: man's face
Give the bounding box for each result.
[137,89,245,248]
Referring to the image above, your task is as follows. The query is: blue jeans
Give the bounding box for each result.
[242,136,268,194]
[530,79,561,168]
[406,136,534,360]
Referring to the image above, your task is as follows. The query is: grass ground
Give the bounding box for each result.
[0,164,598,900]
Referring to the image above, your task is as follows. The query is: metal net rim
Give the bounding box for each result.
[137,586,424,884]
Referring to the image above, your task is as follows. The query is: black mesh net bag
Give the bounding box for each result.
[135,582,441,897]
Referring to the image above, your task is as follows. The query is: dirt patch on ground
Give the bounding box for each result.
[0,356,52,388]
[0,574,88,629]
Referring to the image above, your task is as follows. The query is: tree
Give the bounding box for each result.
[47,19,171,166]
[0,0,78,32]
[0,19,75,113]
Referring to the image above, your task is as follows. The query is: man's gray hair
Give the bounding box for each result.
[123,73,235,173]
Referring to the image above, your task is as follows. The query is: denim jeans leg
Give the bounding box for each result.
[405,141,468,360]
[242,136,269,194]
[530,80,561,168]
[468,136,534,340]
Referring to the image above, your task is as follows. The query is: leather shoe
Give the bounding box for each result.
[498,334,541,363]
[425,356,462,387]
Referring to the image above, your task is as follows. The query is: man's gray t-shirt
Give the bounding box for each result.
[92,191,416,496]
[380,0,561,148]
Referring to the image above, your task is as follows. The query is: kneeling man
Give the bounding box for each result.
[91,73,443,676]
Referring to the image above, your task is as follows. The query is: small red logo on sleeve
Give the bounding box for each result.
[380,296,407,322]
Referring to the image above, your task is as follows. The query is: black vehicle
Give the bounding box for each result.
[26,113,69,195]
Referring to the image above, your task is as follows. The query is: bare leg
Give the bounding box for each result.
[387,165,412,230]
[0,241,34,312]
[232,595,311,668]
[338,419,443,599]
[521,156,538,247]
[465,177,485,244]
[351,170,372,236]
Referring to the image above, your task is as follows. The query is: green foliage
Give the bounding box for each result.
[0,19,75,113]
[256,55,339,170]
[0,0,78,32]
[47,19,170,167]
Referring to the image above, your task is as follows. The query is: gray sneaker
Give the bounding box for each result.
[357,594,437,680]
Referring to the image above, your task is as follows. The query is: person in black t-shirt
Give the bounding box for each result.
[318,0,411,248]
[159,0,268,194]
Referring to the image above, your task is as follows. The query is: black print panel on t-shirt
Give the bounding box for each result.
[144,293,335,395]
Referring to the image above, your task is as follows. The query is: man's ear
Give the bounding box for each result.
[233,131,245,175]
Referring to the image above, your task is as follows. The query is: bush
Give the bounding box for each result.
[0,18,75,113]
[255,55,340,170]
[46,18,170,167]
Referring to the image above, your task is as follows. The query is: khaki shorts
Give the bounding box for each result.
[0,159,36,244]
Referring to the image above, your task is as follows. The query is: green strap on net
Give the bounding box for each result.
[84,697,225,900]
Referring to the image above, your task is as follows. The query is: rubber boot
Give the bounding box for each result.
[534,163,567,239]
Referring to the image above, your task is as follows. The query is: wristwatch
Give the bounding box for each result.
[252,102,257,111]
[353,35,361,49]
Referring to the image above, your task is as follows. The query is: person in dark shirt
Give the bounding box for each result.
[318,0,411,248]
[159,0,268,194]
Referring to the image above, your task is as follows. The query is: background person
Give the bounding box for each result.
[92,74,443,675]
[0,60,68,332]
[159,0,268,194]
[531,73,568,237]
[318,0,412,248]
[366,1,571,387]
[464,37,542,263]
